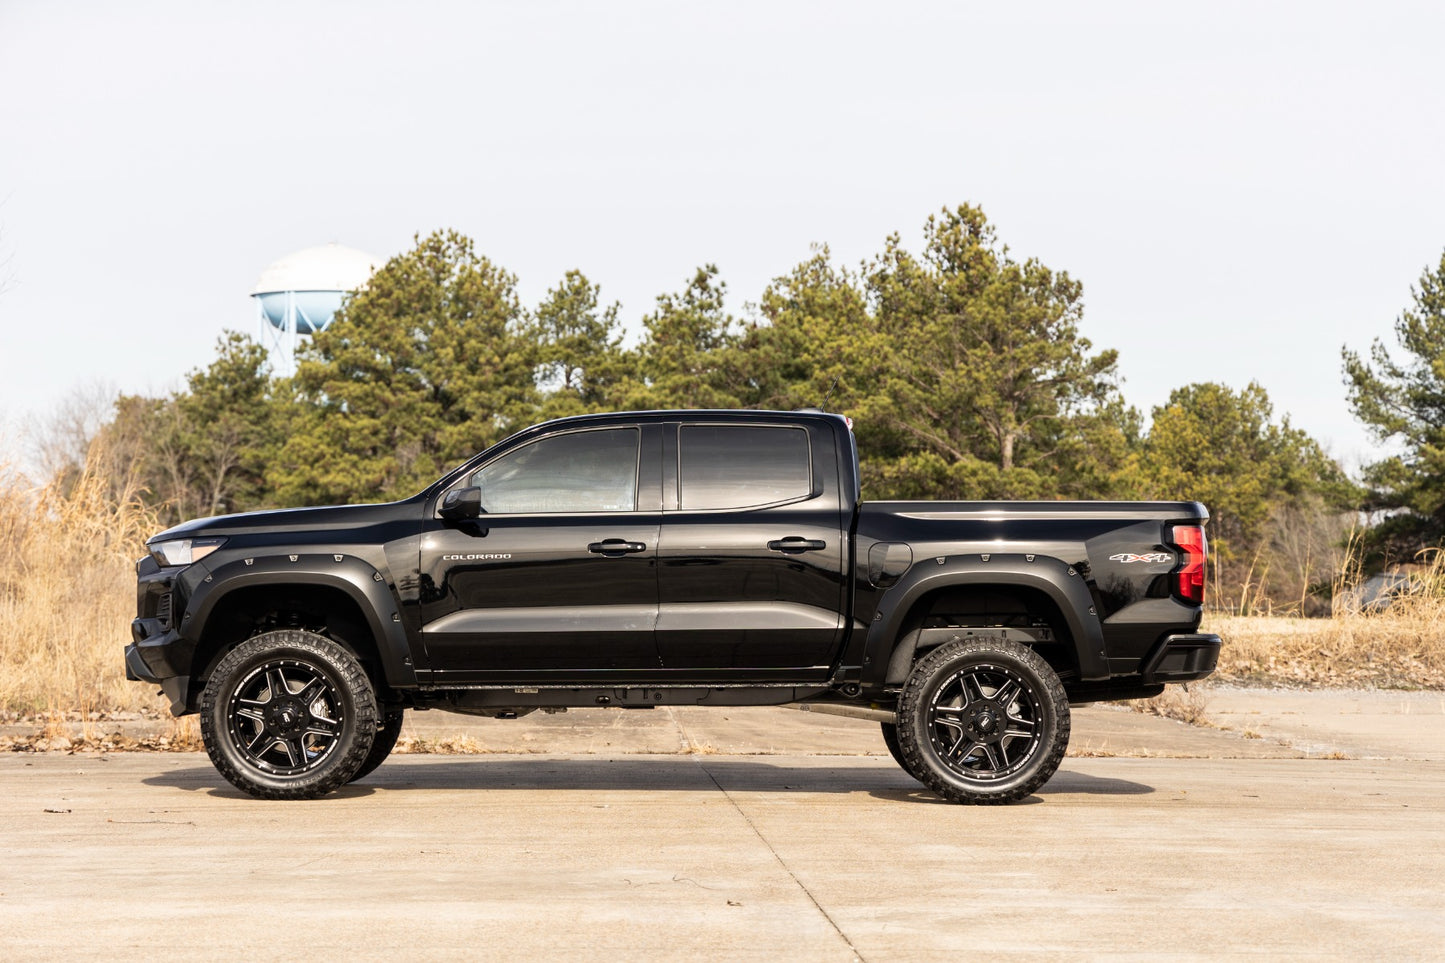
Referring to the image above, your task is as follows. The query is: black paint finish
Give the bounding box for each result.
[127,409,1219,715]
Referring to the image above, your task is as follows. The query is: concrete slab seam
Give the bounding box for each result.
[695,759,865,962]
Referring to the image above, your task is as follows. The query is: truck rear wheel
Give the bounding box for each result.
[200,630,377,800]
[880,721,927,783]
[896,637,1069,804]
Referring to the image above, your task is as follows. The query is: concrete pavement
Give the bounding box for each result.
[3,688,1444,959]
[2,751,1442,960]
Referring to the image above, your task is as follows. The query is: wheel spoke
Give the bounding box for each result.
[961,672,986,705]
[933,705,966,733]
[952,672,974,708]
[306,714,340,737]
[296,677,328,705]
[993,679,1019,709]
[245,729,274,755]
[282,737,304,767]
[1004,720,1036,739]
[982,743,1004,771]
[1001,731,1031,757]
[266,667,292,700]
[958,740,986,763]
[235,706,265,724]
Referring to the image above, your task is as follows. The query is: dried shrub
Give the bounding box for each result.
[0,441,164,714]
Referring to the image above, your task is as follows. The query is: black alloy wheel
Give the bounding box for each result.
[926,661,1043,780]
[228,659,344,775]
[896,637,1069,804]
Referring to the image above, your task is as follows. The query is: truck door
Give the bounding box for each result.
[655,420,847,675]
[418,424,662,681]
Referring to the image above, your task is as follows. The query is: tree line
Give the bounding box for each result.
[73,205,1445,613]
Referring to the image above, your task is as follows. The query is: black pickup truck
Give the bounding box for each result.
[126,409,1219,803]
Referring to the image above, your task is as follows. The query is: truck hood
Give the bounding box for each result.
[148,498,423,543]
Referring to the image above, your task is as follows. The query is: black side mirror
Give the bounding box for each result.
[439,486,483,521]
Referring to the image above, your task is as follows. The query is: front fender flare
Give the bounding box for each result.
[863,553,1108,685]
[180,553,417,688]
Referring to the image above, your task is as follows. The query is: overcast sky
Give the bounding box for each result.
[3,0,1443,473]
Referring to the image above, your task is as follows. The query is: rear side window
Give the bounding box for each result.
[679,425,811,511]
[471,428,639,513]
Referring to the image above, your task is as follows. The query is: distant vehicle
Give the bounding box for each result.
[127,410,1220,802]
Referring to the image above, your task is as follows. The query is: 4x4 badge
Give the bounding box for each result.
[1109,552,1172,563]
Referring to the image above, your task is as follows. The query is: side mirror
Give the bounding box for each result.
[439,486,483,521]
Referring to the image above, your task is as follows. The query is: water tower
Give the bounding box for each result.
[251,243,382,376]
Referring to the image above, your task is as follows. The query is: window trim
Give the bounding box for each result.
[672,422,817,514]
[436,425,645,518]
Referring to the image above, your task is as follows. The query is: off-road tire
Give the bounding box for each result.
[200,630,377,800]
[348,707,405,783]
[880,721,927,783]
[896,637,1069,804]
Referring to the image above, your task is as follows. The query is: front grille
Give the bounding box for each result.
[156,592,173,628]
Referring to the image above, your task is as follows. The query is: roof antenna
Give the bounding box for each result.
[821,377,839,411]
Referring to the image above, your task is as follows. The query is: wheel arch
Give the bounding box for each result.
[182,557,417,703]
[863,554,1108,686]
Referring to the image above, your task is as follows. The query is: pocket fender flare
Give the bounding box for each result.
[865,553,1109,684]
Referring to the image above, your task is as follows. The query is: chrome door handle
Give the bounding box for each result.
[768,537,827,554]
[588,539,648,557]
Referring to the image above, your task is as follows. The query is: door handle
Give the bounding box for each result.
[768,537,827,554]
[588,539,648,557]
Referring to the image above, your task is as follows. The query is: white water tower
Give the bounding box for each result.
[251,243,381,376]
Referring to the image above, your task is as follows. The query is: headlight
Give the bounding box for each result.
[148,537,227,567]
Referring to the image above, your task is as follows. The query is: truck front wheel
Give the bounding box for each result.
[200,630,378,799]
[896,637,1070,804]
[348,708,405,783]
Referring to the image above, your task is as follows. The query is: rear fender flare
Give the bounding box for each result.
[865,553,1108,684]
[181,554,417,688]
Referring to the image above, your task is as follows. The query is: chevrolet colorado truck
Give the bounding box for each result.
[126,409,1220,803]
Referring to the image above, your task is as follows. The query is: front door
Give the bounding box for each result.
[418,424,663,681]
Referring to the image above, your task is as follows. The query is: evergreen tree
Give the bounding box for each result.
[1343,250,1445,557]
[526,270,630,419]
[270,230,534,505]
[624,265,742,410]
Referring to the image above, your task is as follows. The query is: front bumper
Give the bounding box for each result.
[1141,632,1222,684]
[126,618,194,716]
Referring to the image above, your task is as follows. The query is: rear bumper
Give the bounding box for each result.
[1141,632,1221,684]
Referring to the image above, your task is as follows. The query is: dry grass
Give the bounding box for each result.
[1201,538,1445,689]
[0,446,165,716]
[1124,685,1211,725]
[1209,612,1445,688]
[394,734,490,754]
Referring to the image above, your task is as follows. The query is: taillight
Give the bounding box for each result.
[1168,525,1207,605]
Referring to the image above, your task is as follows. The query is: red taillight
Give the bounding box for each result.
[1168,525,1207,605]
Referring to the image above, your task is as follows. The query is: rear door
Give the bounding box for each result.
[655,419,848,676]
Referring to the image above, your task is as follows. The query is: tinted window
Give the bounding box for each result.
[471,428,639,513]
[679,425,811,510]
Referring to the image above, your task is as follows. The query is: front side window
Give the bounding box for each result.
[471,428,639,514]
[679,425,811,511]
